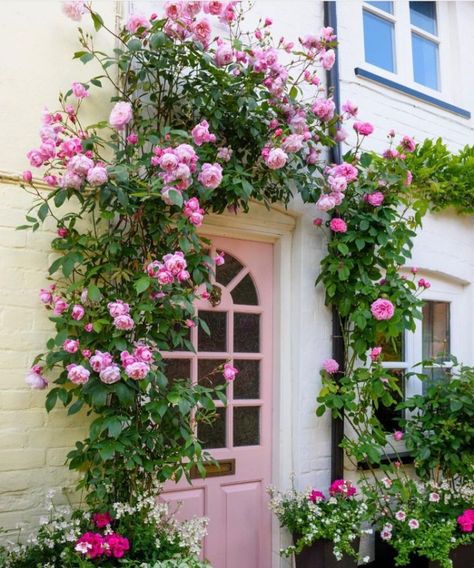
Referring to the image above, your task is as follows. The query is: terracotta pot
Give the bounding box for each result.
[293,537,360,568]
[375,534,474,568]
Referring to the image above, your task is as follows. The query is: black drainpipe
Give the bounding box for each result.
[323,1,345,481]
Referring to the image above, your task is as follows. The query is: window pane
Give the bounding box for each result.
[412,33,439,90]
[234,313,260,353]
[410,1,437,34]
[198,359,227,389]
[198,311,227,352]
[422,301,450,392]
[363,10,395,72]
[233,360,260,399]
[375,369,404,432]
[165,359,191,383]
[231,274,258,306]
[233,407,260,446]
[198,407,226,449]
[366,1,393,14]
[216,253,244,286]
[375,332,404,362]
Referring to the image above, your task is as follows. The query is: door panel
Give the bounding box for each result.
[162,236,273,568]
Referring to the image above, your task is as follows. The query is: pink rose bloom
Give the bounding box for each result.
[370,346,382,361]
[322,358,339,374]
[163,251,187,275]
[67,364,90,385]
[223,363,239,381]
[418,278,431,289]
[57,227,68,238]
[159,152,179,171]
[308,490,325,503]
[114,315,135,331]
[366,191,385,207]
[134,344,153,363]
[71,304,85,321]
[191,120,215,146]
[177,269,190,282]
[329,218,347,233]
[327,162,358,183]
[71,82,88,99]
[457,510,474,532]
[265,148,288,170]
[393,431,404,441]
[84,323,93,333]
[342,100,358,117]
[313,218,323,227]
[39,288,53,305]
[404,170,413,186]
[63,339,80,353]
[26,149,44,168]
[184,1,202,17]
[126,13,151,34]
[53,298,69,315]
[157,268,174,285]
[22,170,33,183]
[68,154,94,176]
[215,43,234,66]
[192,18,212,46]
[328,176,347,193]
[400,135,416,153]
[125,361,150,380]
[120,351,136,368]
[25,366,48,390]
[87,166,108,186]
[104,533,130,559]
[329,479,356,497]
[214,251,225,266]
[109,102,133,130]
[92,512,112,528]
[316,194,336,212]
[217,146,233,161]
[61,171,84,190]
[198,163,223,189]
[100,365,121,385]
[320,49,335,70]
[353,122,374,136]
[62,0,86,21]
[371,298,395,321]
[312,99,335,122]
[165,1,183,19]
[282,134,304,153]
[204,1,223,15]
[89,351,114,373]
[108,300,130,318]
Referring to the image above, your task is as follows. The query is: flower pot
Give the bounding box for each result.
[375,534,474,568]
[293,537,360,568]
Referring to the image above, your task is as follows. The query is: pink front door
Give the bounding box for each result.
[162,236,273,568]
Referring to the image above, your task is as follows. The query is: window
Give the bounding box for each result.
[422,300,450,392]
[363,3,396,72]
[362,1,441,91]
[410,2,440,89]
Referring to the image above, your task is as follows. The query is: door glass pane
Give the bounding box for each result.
[198,359,227,389]
[422,301,450,392]
[363,10,395,72]
[198,407,226,449]
[164,359,191,383]
[233,407,260,446]
[233,360,260,399]
[198,311,227,352]
[410,1,437,34]
[412,33,439,90]
[366,1,393,14]
[234,313,260,353]
[216,253,244,286]
[231,274,259,306]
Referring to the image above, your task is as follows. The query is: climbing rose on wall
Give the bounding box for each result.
[370,299,395,321]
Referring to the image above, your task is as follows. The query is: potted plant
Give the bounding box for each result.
[268,480,368,567]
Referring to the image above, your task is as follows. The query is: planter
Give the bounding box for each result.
[293,537,359,568]
[375,534,474,568]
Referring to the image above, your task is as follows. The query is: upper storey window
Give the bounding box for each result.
[410,2,440,90]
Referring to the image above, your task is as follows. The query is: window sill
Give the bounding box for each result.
[357,450,414,471]
[354,67,471,119]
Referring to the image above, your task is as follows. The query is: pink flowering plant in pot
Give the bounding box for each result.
[268,479,368,565]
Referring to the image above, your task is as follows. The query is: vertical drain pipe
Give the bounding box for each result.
[323,1,345,481]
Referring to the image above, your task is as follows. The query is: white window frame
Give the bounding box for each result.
[360,1,453,99]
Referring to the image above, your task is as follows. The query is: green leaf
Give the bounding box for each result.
[134,277,150,294]
[37,202,49,222]
[128,38,142,52]
[88,283,102,302]
[68,399,84,416]
[80,52,94,64]
[168,189,183,208]
[45,388,59,413]
[90,11,104,31]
